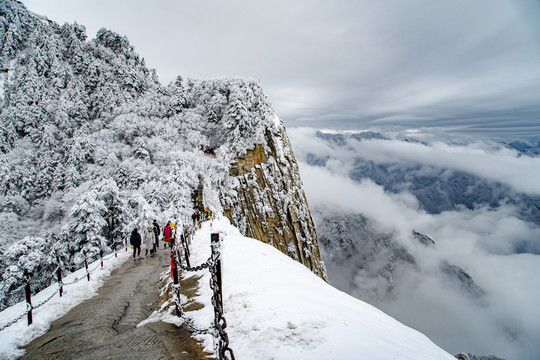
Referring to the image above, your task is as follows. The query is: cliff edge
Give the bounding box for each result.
[224,124,326,279]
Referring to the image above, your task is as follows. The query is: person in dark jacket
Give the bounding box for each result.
[130,228,142,259]
[153,219,160,250]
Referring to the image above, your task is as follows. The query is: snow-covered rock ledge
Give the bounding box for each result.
[185,218,455,359]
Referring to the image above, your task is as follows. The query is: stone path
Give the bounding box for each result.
[20,247,208,360]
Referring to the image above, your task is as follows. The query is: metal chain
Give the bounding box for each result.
[209,260,235,360]
[88,261,101,274]
[0,310,27,331]
[61,273,87,286]
[176,303,212,335]
[61,245,122,285]
[102,252,116,261]
[32,290,56,310]
[1,246,123,331]
[0,285,57,331]
[169,225,234,360]
[177,256,214,272]
[171,256,212,335]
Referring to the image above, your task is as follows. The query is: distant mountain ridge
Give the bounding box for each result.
[311,130,540,233]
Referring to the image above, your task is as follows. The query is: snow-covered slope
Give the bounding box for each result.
[1,219,454,359]
[183,218,455,360]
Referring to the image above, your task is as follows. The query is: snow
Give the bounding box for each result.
[0,218,455,359]
[0,250,131,359]
[272,112,282,129]
[180,218,455,360]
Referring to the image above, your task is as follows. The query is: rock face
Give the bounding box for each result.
[313,210,416,300]
[440,262,486,299]
[223,126,327,280]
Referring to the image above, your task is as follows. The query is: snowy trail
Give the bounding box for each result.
[19,247,206,360]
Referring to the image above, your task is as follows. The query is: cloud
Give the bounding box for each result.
[351,139,540,195]
[291,127,540,359]
[289,126,540,195]
[300,161,540,359]
[299,164,421,232]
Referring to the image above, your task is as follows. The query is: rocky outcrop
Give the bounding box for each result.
[455,353,507,360]
[314,210,416,300]
[223,126,327,280]
[315,212,487,304]
[441,262,486,299]
[412,230,436,246]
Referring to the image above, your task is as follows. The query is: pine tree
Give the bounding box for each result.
[223,96,250,143]
[133,137,151,161]
[0,236,51,310]
[61,188,108,262]
[0,117,17,153]
[95,179,128,245]
[167,75,186,115]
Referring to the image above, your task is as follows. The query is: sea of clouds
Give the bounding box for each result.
[289,127,540,360]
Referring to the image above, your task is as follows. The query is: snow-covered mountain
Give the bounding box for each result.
[289,127,540,360]
[314,209,486,303]
[1,2,536,359]
[0,0,324,312]
[312,131,540,228]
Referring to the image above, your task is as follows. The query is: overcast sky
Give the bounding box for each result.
[23,0,540,139]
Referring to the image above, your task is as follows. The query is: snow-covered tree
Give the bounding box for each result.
[0,236,53,310]
[60,188,108,262]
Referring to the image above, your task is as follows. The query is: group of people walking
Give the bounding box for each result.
[129,220,175,260]
[191,208,212,226]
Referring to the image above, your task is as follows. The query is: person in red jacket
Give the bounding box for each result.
[163,221,172,248]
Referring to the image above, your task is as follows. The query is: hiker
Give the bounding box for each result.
[130,228,142,259]
[144,224,155,257]
[163,221,172,248]
[170,222,177,249]
[192,212,197,226]
[153,219,160,250]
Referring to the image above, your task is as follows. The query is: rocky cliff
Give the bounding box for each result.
[313,210,416,300]
[223,125,327,280]
[313,208,485,302]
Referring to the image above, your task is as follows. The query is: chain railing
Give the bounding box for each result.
[2,222,236,360]
[0,237,127,331]
[170,228,235,360]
